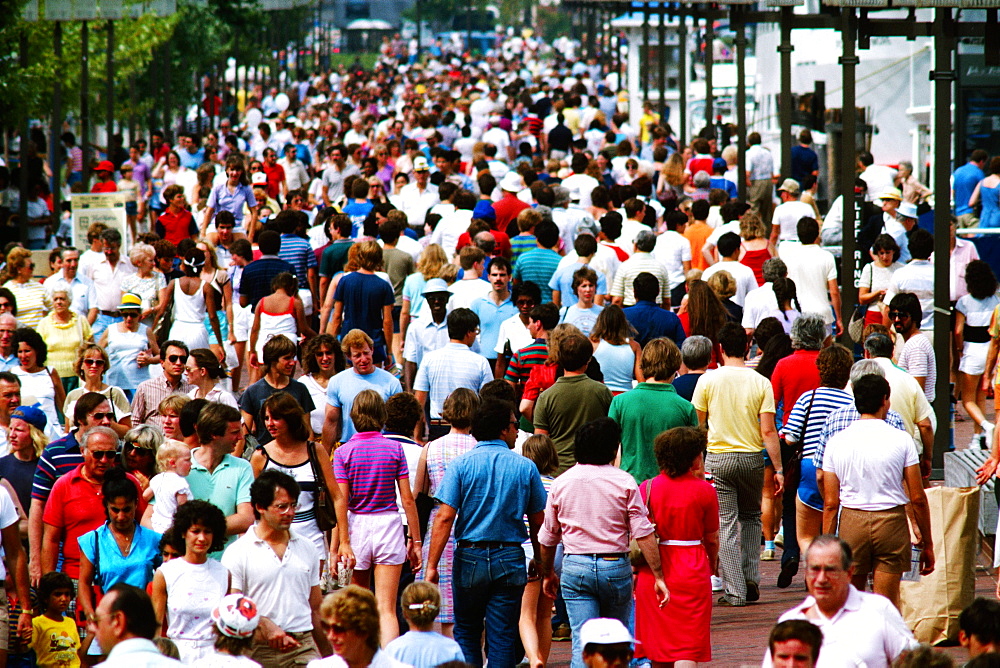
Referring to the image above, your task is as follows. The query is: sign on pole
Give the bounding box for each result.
[71,192,129,252]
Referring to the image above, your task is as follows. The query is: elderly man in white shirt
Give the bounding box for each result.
[762,535,917,668]
[742,258,787,335]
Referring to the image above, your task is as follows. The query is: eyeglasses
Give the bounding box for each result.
[121,312,139,319]
[888,311,908,319]
[316,350,335,358]
[328,623,350,634]
[168,354,189,364]
[90,412,115,421]
[89,449,118,461]
[593,648,633,662]
[0,302,11,309]
[83,359,106,367]
[270,502,299,513]
[124,443,154,454]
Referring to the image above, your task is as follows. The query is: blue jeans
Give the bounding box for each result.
[453,544,527,668]
[92,313,122,341]
[561,554,634,668]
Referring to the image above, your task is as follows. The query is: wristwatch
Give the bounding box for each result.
[775,469,784,476]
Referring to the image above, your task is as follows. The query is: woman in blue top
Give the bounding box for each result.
[77,467,162,643]
[200,154,258,239]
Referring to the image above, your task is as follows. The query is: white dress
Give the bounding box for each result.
[148,471,192,534]
[160,557,229,664]
[106,323,152,391]
[169,280,210,351]
[13,367,59,431]
[298,374,328,436]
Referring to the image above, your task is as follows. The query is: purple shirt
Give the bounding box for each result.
[333,431,408,513]
[126,158,151,197]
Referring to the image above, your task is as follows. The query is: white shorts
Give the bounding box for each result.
[233,302,252,342]
[348,510,406,570]
[299,288,314,317]
[960,340,990,376]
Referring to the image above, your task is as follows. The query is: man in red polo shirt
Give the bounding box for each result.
[261,147,286,205]
[494,172,530,234]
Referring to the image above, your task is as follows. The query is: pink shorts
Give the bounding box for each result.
[348,510,407,570]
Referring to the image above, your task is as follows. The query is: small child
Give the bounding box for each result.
[31,572,80,668]
[143,441,192,533]
[118,163,140,240]
[384,582,463,668]
[189,594,261,668]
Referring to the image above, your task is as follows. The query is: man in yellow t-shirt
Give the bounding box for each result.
[692,322,784,607]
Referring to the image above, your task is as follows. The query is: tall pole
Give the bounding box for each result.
[51,22,63,216]
[838,8,858,345]
[734,7,746,200]
[415,0,421,60]
[657,4,666,120]
[678,7,688,148]
[466,0,472,55]
[18,30,29,238]
[641,4,649,102]
[106,20,114,159]
[81,21,91,189]
[931,7,954,462]
[704,17,714,133]
[163,43,172,140]
[779,5,793,179]
[128,76,136,144]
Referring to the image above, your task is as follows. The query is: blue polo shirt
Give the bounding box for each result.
[435,439,547,543]
[326,367,402,442]
[547,262,608,308]
[469,294,517,361]
[187,451,254,551]
[623,300,687,348]
[955,162,985,216]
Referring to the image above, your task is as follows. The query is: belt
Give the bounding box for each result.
[569,552,628,559]
[659,540,701,546]
[99,310,120,316]
[457,541,521,549]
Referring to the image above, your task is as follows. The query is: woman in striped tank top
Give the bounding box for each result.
[250,392,339,565]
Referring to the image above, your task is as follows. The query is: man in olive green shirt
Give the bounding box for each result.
[609,338,698,483]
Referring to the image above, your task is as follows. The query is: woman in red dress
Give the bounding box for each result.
[635,426,719,667]
[738,212,774,286]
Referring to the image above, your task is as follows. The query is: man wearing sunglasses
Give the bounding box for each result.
[130,341,192,432]
[27,394,120,586]
[578,618,636,668]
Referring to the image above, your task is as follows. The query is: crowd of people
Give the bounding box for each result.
[0,27,998,668]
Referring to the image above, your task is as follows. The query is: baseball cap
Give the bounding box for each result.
[472,199,496,221]
[95,160,115,173]
[117,292,143,312]
[251,172,268,186]
[213,594,260,639]
[422,278,451,295]
[579,618,636,648]
[777,178,801,196]
[413,156,430,172]
[11,405,46,432]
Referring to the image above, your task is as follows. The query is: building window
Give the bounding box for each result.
[345,0,369,21]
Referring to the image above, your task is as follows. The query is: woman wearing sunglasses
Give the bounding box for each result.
[63,344,133,438]
[98,292,160,405]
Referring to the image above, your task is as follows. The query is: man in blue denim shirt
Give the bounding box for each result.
[425,398,547,668]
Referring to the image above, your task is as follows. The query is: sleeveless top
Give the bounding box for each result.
[172,280,207,325]
[593,340,635,393]
[106,323,152,390]
[261,446,325,554]
[160,557,229,642]
[740,245,771,286]
[13,366,59,429]
[257,297,298,349]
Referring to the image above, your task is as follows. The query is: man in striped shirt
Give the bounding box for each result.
[513,219,562,304]
[276,210,318,316]
[27,392,117,583]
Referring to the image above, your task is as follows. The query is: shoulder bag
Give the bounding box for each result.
[782,390,816,492]
[306,440,338,532]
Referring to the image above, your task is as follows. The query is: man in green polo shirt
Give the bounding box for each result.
[609,338,699,483]
[533,332,613,474]
[188,403,255,551]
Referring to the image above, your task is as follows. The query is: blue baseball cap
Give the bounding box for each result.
[472,199,496,222]
[11,405,46,432]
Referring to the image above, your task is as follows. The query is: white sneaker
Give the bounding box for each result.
[711,575,724,591]
[970,434,985,451]
[983,422,995,450]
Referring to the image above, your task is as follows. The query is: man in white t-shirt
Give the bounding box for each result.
[770,179,816,247]
[701,232,758,307]
[447,247,491,310]
[652,210,692,305]
[781,218,842,336]
[222,470,332,666]
[821,374,934,608]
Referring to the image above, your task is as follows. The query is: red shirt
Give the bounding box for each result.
[152,143,172,163]
[156,209,198,245]
[91,181,118,194]
[686,156,715,179]
[455,228,512,258]
[262,162,285,200]
[493,193,530,235]
[771,349,822,429]
[42,465,146,578]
